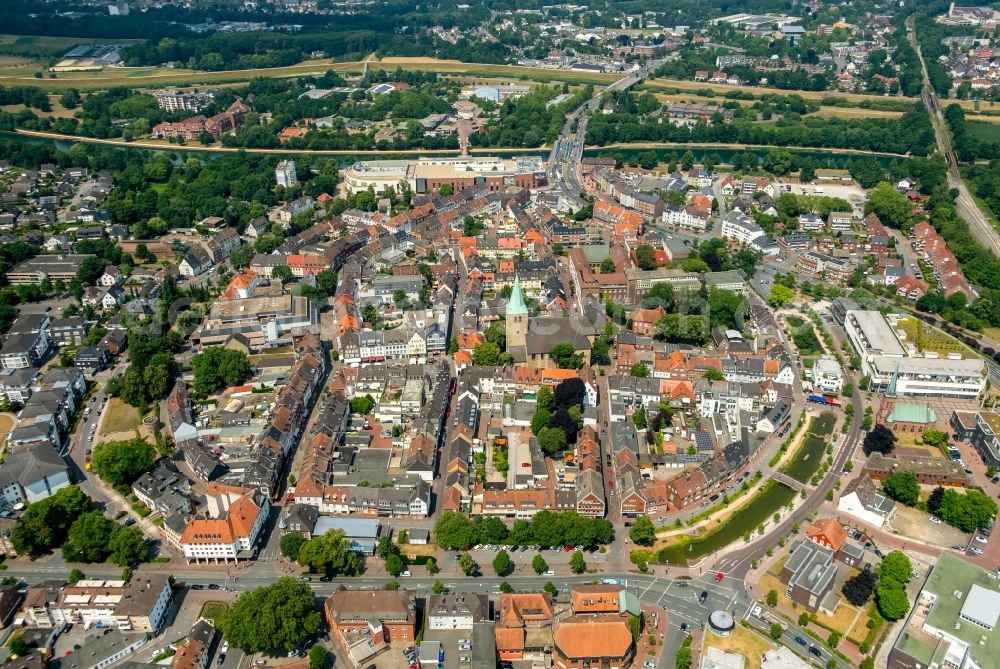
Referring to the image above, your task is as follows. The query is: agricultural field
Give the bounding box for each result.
[965,120,1000,142]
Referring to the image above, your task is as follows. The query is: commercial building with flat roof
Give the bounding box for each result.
[888,552,1000,669]
[844,310,906,358]
[310,517,381,554]
[343,157,546,195]
[199,294,317,350]
[6,255,95,285]
[844,310,986,398]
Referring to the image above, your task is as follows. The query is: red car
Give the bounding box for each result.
[715,571,724,583]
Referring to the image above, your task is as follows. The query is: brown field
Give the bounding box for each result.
[811,106,904,119]
[0,56,35,68]
[643,78,917,104]
[2,95,78,119]
[966,114,1000,124]
[703,626,775,669]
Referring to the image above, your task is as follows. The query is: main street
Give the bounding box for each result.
[0,562,851,669]
[546,65,657,209]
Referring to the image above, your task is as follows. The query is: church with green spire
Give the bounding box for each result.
[503,274,595,367]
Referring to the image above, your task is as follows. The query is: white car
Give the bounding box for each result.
[930,516,943,525]
[457,640,470,646]
[458,645,471,652]
[543,570,554,576]
[976,535,989,544]
[751,605,762,617]
[644,661,656,669]
[401,570,412,577]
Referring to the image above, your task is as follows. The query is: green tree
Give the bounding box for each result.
[570,549,586,574]
[936,488,998,531]
[279,532,306,561]
[309,646,328,669]
[550,343,583,369]
[297,530,362,576]
[459,552,478,576]
[628,516,656,546]
[439,184,453,197]
[435,511,474,550]
[875,579,910,620]
[531,408,552,435]
[499,581,514,593]
[219,578,321,652]
[865,182,913,230]
[537,426,567,455]
[108,526,151,567]
[882,472,920,506]
[599,257,617,273]
[69,568,86,584]
[385,553,405,577]
[635,245,657,270]
[191,348,252,396]
[769,623,783,640]
[271,265,294,283]
[633,405,647,430]
[493,550,514,577]
[628,363,650,378]
[766,589,778,607]
[63,511,115,563]
[532,554,548,575]
[12,486,92,556]
[349,394,375,415]
[763,148,793,175]
[675,646,692,669]
[768,283,795,308]
[433,580,446,594]
[90,438,156,493]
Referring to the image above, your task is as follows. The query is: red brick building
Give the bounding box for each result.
[324,588,416,661]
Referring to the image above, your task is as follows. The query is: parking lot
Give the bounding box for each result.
[454,545,606,572]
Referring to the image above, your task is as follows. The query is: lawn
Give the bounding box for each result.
[99,398,141,436]
[703,625,775,669]
[198,601,229,624]
[967,120,1000,142]
[894,317,974,357]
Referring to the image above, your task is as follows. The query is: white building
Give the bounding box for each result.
[720,210,764,245]
[426,594,487,630]
[844,310,986,399]
[180,491,269,563]
[811,355,843,394]
[275,160,298,188]
[837,476,895,529]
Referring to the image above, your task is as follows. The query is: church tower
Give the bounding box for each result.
[506,275,528,352]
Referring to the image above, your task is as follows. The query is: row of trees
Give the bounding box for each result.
[585,106,935,156]
[841,550,913,621]
[11,486,147,566]
[434,510,614,551]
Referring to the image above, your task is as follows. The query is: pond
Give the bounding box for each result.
[656,482,796,565]
[783,413,835,484]
[656,412,836,565]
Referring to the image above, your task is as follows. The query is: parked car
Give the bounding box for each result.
[930,516,943,525]
[644,661,656,669]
